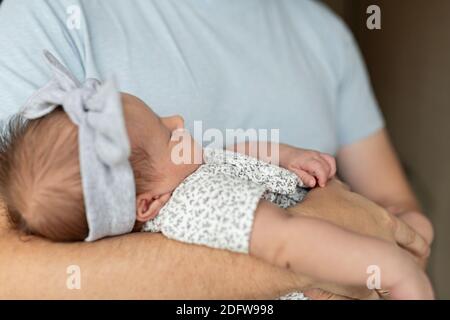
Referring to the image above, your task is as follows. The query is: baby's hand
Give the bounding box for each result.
[282,148,336,187]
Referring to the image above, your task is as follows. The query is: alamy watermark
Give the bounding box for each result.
[170,121,280,165]
[66,264,81,290]
[366,265,381,290]
[367,5,381,30]
[66,5,82,30]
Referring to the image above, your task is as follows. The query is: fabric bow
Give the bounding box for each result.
[20,50,136,241]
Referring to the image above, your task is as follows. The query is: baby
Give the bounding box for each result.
[0,52,433,299]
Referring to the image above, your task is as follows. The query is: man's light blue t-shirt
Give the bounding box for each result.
[0,0,383,155]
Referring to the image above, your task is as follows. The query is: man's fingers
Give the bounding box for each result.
[304,288,381,300]
[303,288,352,300]
[394,216,430,258]
[376,289,391,300]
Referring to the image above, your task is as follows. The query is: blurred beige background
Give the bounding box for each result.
[322,0,450,299]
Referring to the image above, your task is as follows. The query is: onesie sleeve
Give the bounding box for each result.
[142,165,266,254]
[203,148,303,194]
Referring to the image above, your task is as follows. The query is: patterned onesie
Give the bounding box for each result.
[143,148,309,299]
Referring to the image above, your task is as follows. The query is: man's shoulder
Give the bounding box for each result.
[0,0,66,23]
[281,0,352,37]
[0,0,80,41]
[280,0,361,88]
[0,0,83,121]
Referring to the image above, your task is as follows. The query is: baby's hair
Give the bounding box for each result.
[0,110,86,240]
[0,106,156,241]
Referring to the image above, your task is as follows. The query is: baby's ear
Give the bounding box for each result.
[136,192,171,222]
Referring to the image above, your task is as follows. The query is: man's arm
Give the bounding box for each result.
[337,129,434,246]
[0,204,312,299]
[0,180,426,300]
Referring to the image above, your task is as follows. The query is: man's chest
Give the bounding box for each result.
[82,1,339,153]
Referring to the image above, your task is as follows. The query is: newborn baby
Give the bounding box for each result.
[0,52,433,300]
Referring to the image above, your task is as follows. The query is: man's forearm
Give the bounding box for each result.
[0,230,312,299]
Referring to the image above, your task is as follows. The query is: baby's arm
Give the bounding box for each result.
[250,200,434,299]
[227,142,335,187]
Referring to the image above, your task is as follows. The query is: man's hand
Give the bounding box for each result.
[386,206,434,245]
[386,207,433,269]
[291,180,429,252]
[287,179,431,299]
[336,129,434,268]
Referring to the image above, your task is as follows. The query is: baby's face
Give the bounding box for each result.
[121,93,202,196]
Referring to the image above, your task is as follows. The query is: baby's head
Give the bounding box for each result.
[0,93,201,241]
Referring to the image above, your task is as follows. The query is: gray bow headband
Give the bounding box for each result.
[20,50,136,241]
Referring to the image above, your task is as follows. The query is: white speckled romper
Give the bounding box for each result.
[143,148,309,299]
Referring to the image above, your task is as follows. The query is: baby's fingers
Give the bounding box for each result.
[303,158,330,187]
[290,168,316,187]
[320,153,337,178]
